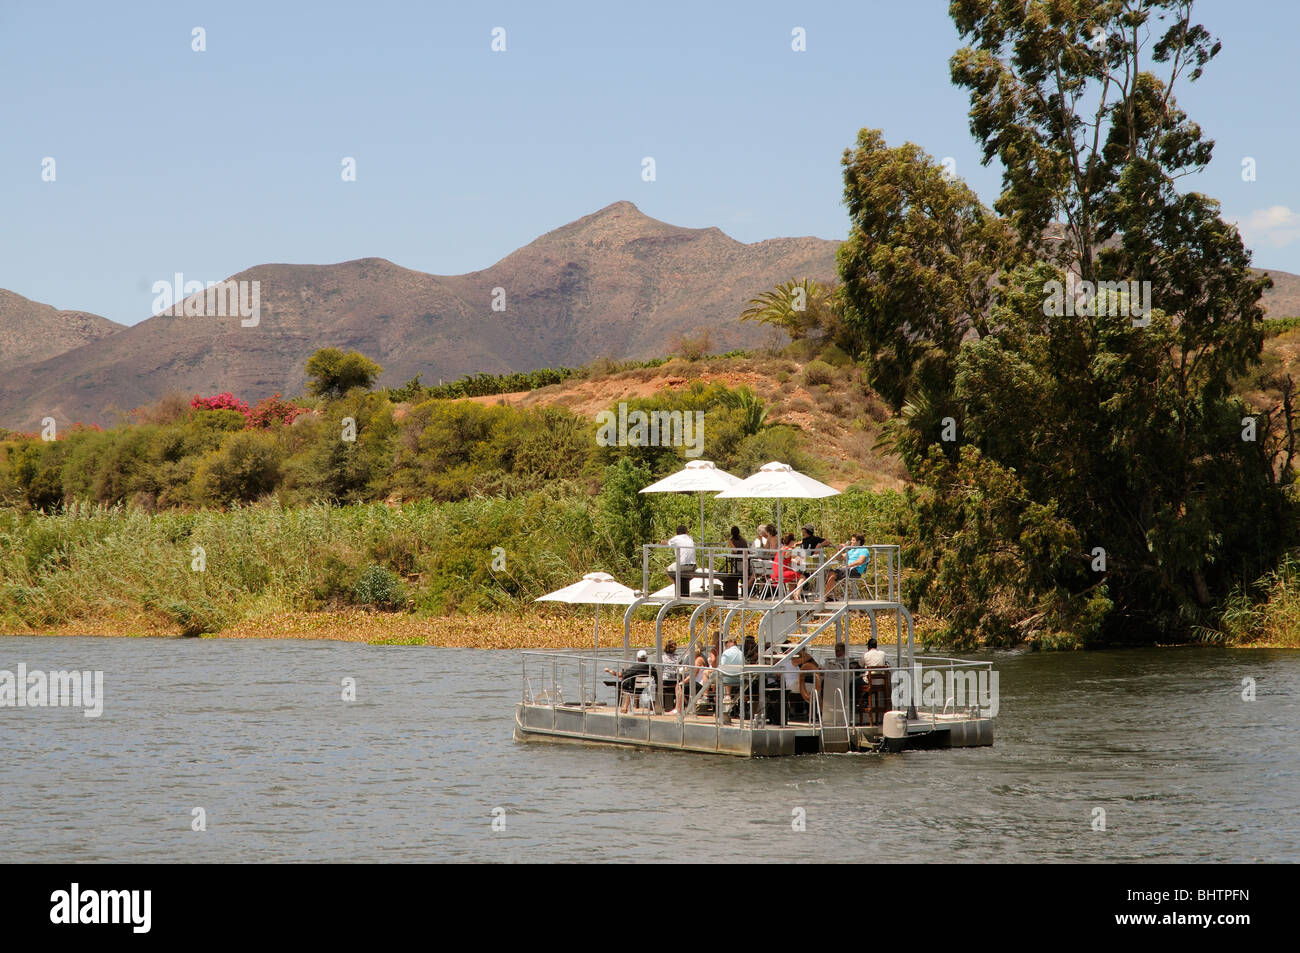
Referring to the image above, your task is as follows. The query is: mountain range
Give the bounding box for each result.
[0,290,124,372]
[0,202,838,428]
[1,200,1298,430]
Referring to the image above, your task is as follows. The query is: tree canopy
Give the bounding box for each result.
[304,348,384,399]
[839,0,1297,644]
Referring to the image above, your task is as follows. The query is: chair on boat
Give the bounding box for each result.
[628,675,655,713]
[659,675,678,713]
[748,555,776,599]
[859,669,892,727]
[718,665,756,720]
[827,570,865,602]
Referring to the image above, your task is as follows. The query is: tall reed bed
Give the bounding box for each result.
[0,487,910,636]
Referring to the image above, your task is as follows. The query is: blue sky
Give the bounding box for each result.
[3,0,1297,326]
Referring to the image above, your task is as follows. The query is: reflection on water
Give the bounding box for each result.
[0,637,1296,862]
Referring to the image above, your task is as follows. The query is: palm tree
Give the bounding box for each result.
[739,278,834,340]
[721,385,769,437]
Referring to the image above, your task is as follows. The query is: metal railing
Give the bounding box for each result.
[519,648,994,732]
[890,656,997,720]
[638,542,902,606]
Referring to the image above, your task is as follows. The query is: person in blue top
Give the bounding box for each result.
[828,534,869,593]
[717,637,747,716]
[719,637,745,688]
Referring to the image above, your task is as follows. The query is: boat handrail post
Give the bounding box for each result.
[642,543,650,604]
[901,605,917,718]
[721,605,742,646]
[653,606,665,714]
[654,598,689,713]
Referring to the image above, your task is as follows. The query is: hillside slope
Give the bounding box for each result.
[468,354,907,491]
[0,290,123,372]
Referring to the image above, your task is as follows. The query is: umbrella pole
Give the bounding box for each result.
[593,609,600,705]
[698,492,706,545]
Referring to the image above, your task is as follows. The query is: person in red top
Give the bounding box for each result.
[772,532,804,595]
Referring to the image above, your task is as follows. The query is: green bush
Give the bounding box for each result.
[352,564,407,610]
[164,598,225,637]
[192,430,285,506]
[817,343,854,367]
[782,338,821,362]
[802,360,836,387]
[1263,316,1300,337]
[305,348,383,398]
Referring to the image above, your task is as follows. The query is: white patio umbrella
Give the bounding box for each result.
[713,461,840,542]
[639,459,742,544]
[536,572,640,703]
[536,571,639,650]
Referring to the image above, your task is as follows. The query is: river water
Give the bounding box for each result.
[1,636,1296,862]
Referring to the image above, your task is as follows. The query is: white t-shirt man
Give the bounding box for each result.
[668,532,696,567]
[862,648,888,668]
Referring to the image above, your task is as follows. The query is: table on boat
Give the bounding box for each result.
[689,570,744,599]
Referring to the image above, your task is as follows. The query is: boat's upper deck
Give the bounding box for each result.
[636,542,902,609]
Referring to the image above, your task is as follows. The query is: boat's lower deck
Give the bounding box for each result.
[514,702,992,757]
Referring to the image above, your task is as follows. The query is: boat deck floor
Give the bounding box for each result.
[558,702,827,731]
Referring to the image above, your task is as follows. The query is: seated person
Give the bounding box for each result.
[660,640,681,710]
[793,647,822,705]
[665,525,697,596]
[771,533,805,593]
[697,646,720,709]
[727,526,748,573]
[604,649,654,712]
[718,637,745,712]
[748,525,776,594]
[776,647,803,719]
[858,639,891,724]
[797,525,828,588]
[861,637,888,669]
[800,524,828,555]
[828,534,870,592]
[671,643,710,714]
[825,642,850,668]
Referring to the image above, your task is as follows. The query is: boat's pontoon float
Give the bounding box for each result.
[515,543,995,757]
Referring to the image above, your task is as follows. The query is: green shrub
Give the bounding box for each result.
[192,430,284,507]
[782,338,821,362]
[802,360,836,387]
[163,599,224,637]
[817,343,854,367]
[311,553,358,606]
[352,564,407,610]
[1263,316,1300,337]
